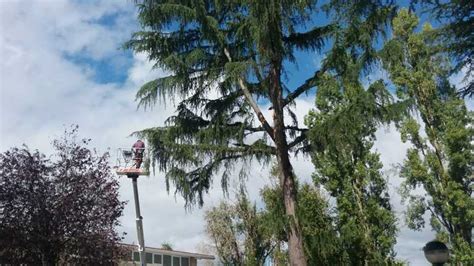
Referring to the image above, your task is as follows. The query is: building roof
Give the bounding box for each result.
[121,243,215,260]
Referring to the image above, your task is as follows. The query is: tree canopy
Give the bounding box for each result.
[126,0,472,264]
[0,127,125,265]
[413,0,473,97]
[205,189,274,265]
[127,1,395,263]
[261,181,343,265]
[381,9,474,264]
[206,182,342,266]
[305,26,400,263]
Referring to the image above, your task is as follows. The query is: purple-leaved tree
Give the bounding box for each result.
[0,127,126,265]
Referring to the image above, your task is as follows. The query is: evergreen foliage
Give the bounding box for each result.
[381,9,474,264]
[261,182,343,265]
[413,0,473,97]
[126,1,395,264]
[126,0,324,208]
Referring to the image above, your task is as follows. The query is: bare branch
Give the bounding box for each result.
[224,48,275,141]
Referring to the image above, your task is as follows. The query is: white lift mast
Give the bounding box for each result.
[116,146,149,266]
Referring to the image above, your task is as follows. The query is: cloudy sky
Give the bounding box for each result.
[1,1,472,265]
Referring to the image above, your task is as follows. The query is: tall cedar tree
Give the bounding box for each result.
[126,1,394,264]
[381,9,474,264]
[0,128,125,265]
[413,0,474,97]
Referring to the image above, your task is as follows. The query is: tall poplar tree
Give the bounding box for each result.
[126,1,394,264]
[304,2,400,264]
[381,9,473,263]
[305,75,398,265]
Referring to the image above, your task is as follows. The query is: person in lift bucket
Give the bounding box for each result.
[132,140,145,169]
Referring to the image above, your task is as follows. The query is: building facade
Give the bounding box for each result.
[120,244,215,266]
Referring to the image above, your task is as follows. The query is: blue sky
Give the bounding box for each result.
[61,9,136,84]
[47,0,458,96]
[0,1,472,265]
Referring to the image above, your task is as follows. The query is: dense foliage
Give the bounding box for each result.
[261,182,343,265]
[206,183,341,266]
[302,2,401,263]
[126,1,330,261]
[0,128,125,265]
[205,189,274,266]
[306,71,399,264]
[414,0,473,97]
[126,1,394,263]
[126,0,472,264]
[381,9,474,264]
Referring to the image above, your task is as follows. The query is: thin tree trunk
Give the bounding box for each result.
[270,66,307,266]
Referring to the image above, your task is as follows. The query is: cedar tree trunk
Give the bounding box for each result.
[270,65,307,266]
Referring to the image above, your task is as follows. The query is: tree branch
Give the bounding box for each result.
[232,142,276,154]
[283,70,321,107]
[283,24,336,51]
[285,126,308,132]
[288,133,308,150]
[224,48,275,141]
